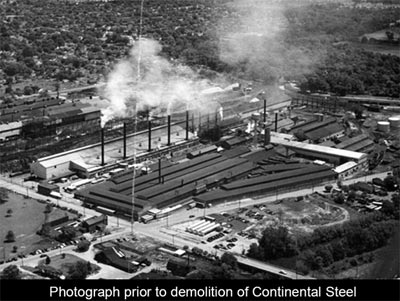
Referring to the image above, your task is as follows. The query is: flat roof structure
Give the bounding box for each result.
[31,122,193,179]
[271,134,367,164]
[334,161,358,174]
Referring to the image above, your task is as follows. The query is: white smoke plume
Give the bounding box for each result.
[217,0,325,83]
[101,38,219,126]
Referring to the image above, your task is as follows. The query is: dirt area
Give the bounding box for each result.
[0,190,78,260]
[249,195,348,237]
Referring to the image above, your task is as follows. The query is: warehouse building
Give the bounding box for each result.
[334,161,360,179]
[195,166,337,206]
[0,121,22,141]
[75,151,259,218]
[334,134,375,153]
[30,123,193,180]
[271,134,368,167]
[290,116,345,143]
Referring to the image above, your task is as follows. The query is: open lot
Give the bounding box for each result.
[0,190,78,261]
[165,193,348,255]
[42,253,100,277]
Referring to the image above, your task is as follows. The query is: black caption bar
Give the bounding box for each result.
[1,280,399,301]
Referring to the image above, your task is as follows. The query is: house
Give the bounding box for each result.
[94,247,137,273]
[81,215,108,233]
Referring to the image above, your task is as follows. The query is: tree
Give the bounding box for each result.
[67,261,89,279]
[256,226,296,260]
[325,185,333,193]
[0,188,8,204]
[220,252,238,269]
[12,246,18,253]
[23,86,34,95]
[383,176,398,191]
[86,261,92,273]
[386,31,394,41]
[21,46,35,58]
[334,193,345,204]
[5,230,15,243]
[247,242,262,259]
[6,209,13,217]
[1,265,20,279]
[45,204,52,214]
[347,190,357,202]
[40,223,51,237]
[77,239,90,252]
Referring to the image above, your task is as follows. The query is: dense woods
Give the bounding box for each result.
[1,0,399,97]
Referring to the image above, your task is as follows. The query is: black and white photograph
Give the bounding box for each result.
[0,0,399,300]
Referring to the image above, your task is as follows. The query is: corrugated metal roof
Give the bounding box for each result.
[222,165,330,190]
[305,123,344,141]
[196,170,337,202]
[335,134,370,149]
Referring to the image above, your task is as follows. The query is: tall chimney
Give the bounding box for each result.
[167,115,171,146]
[158,158,162,184]
[275,112,278,132]
[263,98,267,123]
[264,127,271,145]
[101,128,105,166]
[192,113,195,134]
[123,122,127,159]
[199,112,202,130]
[148,120,152,152]
[185,110,189,140]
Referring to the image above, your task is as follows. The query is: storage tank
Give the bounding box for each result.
[314,113,324,122]
[388,116,400,128]
[377,121,390,133]
[251,112,261,121]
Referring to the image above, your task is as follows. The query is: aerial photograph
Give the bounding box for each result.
[0,0,399,292]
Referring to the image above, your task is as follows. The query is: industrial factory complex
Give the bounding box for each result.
[18,84,399,224]
[1,82,399,283]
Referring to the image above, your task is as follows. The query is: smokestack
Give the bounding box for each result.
[123,122,127,159]
[185,110,189,140]
[158,158,162,184]
[264,127,271,145]
[263,98,267,123]
[199,112,202,130]
[148,121,152,152]
[167,115,171,146]
[101,128,105,166]
[275,112,278,132]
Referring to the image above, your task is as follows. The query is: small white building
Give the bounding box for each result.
[334,161,360,179]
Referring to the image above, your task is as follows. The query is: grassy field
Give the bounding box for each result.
[0,191,75,260]
[41,254,100,277]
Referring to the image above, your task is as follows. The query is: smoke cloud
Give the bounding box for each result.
[101,38,219,126]
[217,0,324,83]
